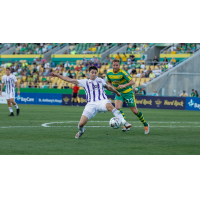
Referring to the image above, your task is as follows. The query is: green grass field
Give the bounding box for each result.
[0,104,199,155]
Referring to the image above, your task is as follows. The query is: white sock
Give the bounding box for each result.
[112,108,126,124]
[14,104,19,109]
[9,107,13,113]
[78,124,85,133]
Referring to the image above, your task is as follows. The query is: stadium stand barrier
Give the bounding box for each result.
[145,49,200,96]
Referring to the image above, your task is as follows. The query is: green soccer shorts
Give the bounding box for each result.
[115,92,136,107]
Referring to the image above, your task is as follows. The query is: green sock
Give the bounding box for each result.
[118,108,126,120]
[136,111,148,126]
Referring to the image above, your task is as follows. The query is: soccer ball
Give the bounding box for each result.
[109,117,121,129]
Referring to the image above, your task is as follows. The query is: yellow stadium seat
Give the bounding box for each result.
[146,78,150,83]
[132,78,136,82]
[39,77,42,82]
[22,76,26,81]
[136,69,140,73]
[146,65,150,70]
[150,65,154,70]
[155,65,158,70]
[135,81,140,87]
[132,74,137,78]
[137,60,141,63]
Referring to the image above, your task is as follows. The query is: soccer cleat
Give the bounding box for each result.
[16,109,20,116]
[8,112,14,116]
[145,124,150,134]
[75,128,86,139]
[124,122,132,129]
[122,126,130,132]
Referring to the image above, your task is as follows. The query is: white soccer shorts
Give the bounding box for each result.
[6,92,15,100]
[82,99,111,120]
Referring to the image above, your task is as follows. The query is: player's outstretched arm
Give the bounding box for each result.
[0,83,4,95]
[105,84,121,97]
[50,72,79,85]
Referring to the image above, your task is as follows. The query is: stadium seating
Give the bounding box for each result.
[2,43,198,90]
[13,43,59,55]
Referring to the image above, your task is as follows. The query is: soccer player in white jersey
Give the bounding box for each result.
[50,66,131,139]
[0,67,20,116]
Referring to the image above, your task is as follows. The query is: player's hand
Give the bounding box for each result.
[116,92,121,97]
[17,91,20,95]
[50,72,58,77]
[118,85,126,89]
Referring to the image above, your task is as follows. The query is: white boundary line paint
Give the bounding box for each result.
[0,121,200,129]
[1,126,200,129]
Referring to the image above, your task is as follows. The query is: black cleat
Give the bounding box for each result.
[9,112,14,116]
[17,109,20,116]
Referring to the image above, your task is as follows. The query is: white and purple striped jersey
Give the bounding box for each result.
[77,77,107,102]
[2,74,17,94]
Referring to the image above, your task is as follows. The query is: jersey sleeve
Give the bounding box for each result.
[77,79,86,87]
[13,75,17,82]
[101,78,107,87]
[2,76,5,83]
[122,70,132,82]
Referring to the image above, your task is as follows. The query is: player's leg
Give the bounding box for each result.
[71,96,75,106]
[115,95,126,120]
[115,99,129,132]
[10,98,20,116]
[125,93,149,134]
[75,104,97,139]
[75,115,88,138]
[105,102,131,129]
[7,99,14,116]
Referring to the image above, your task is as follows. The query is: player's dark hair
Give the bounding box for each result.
[6,67,11,70]
[112,59,120,64]
[89,66,98,72]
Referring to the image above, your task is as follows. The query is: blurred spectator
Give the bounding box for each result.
[168,61,173,69]
[134,88,139,95]
[170,44,176,51]
[152,67,161,76]
[129,54,135,62]
[40,83,45,89]
[97,61,101,68]
[171,57,176,63]
[197,44,200,49]
[91,56,95,63]
[63,69,68,77]
[152,90,158,96]
[149,71,155,79]
[194,90,199,97]
[104,56,110,63]
[140,62,145,69]
[163,57,168,64]
[62,83,69,89]
[115,53,121,60]
[122,53,127,64]
[71,49,76,55]
[44,61,50,69]
[179,90,188,97]
[126,58,131,66]
[191,89,195,97]
[42,76,47,82]
[75,65,82,71]
[53,82,58,89]
[138,88,144,95]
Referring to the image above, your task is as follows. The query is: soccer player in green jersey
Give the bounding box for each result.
[107,59,149,134]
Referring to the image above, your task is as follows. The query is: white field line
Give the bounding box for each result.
[1,126,200,129]
[0,121,200,129]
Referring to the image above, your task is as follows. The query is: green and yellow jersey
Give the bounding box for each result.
[107,69,133,93]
